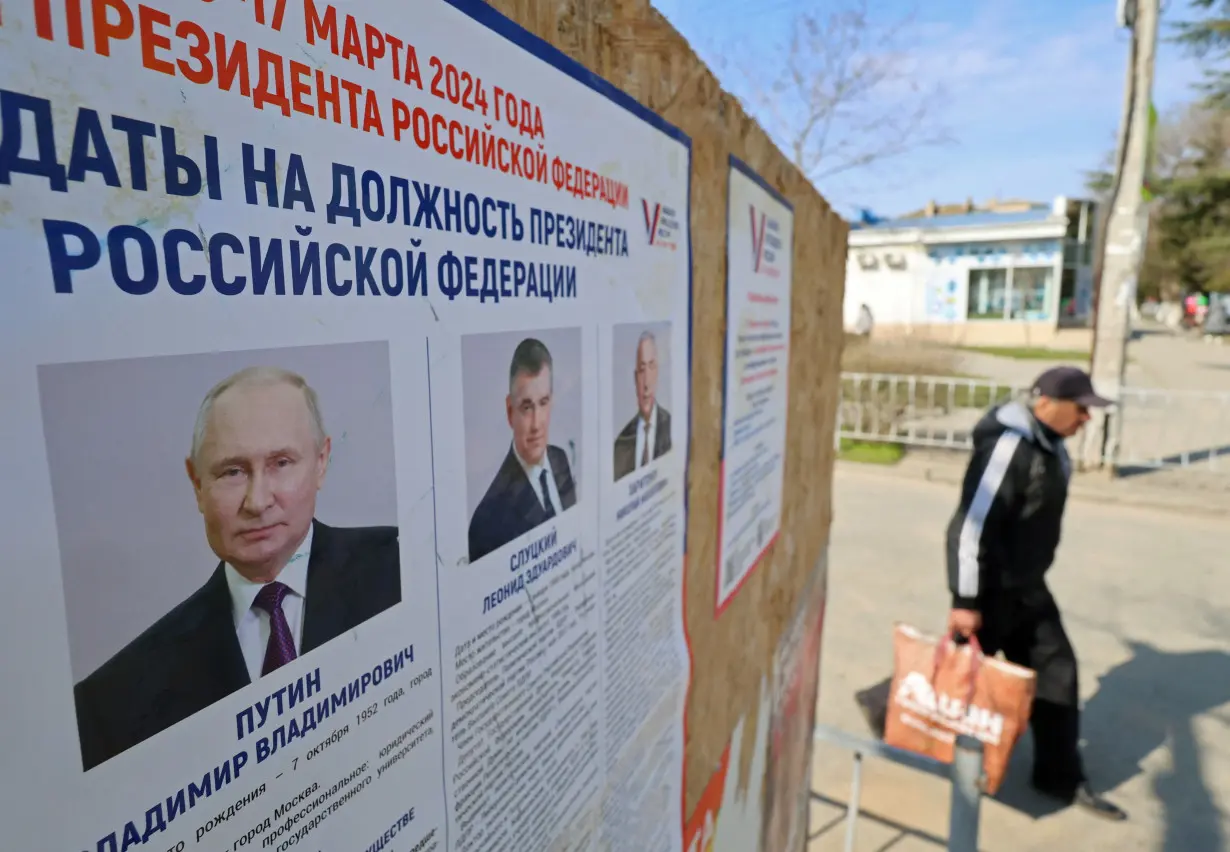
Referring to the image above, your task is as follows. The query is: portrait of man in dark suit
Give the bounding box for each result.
[613,330,672,482]
[72,366,401,771]
[468,338,577,563]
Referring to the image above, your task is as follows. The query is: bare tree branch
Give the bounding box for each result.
[719,0,950,189]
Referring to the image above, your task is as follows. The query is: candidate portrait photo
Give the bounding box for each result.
[461,329,583,564]
[612,322,674,483]
[38,343,403,771]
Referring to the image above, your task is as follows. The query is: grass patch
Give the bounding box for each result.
[838,439,905,465]
[959,345,1090,362]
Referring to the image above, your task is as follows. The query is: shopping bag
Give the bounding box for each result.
[883,623,1036,795]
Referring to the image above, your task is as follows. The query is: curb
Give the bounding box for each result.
[836,458,1230,520]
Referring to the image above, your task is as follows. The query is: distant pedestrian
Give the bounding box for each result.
[854,303,874,337]
[944,366,1127,820]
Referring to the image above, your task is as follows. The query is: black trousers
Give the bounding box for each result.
[976,585,1085,794]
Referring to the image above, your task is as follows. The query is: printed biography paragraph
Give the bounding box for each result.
[450,559,600,850]
[598,472,685,851]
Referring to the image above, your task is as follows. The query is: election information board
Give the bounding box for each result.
[715,157,794,613]
[0,1,691,850]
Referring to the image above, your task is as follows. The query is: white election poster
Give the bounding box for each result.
[715,157,794,613]
[0,1,692,851]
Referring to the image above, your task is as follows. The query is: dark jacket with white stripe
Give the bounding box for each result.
[946,400,1072,611]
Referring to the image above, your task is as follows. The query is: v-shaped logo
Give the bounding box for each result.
[642,199,662,245]
[749,205,767,272]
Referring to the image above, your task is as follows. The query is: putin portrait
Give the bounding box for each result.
[613,331,672,482]
[468,338,577,563]
[72,366,401,771]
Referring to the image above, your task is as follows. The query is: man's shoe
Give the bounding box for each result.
[1072,784,1128,821]
[1035,781,1128,821]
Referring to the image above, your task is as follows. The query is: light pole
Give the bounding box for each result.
[1081,0,1160,472]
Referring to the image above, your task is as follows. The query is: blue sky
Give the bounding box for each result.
[651,0,1206,219]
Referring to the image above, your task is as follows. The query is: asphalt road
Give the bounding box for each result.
[808,465,1230,852]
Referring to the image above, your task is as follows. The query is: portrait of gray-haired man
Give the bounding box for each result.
[613,330,672,482]
[72,366,401,772]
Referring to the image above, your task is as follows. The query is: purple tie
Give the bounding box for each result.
[253,581,297,677]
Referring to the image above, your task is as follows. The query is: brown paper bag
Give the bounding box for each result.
[883,623,1036,795]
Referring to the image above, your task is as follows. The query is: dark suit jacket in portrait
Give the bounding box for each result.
[613,405,673,482]
[73,520,401,771]
[468,445,577,564]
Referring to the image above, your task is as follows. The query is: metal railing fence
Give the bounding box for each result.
[813,724,984,851]
[837,372,1230,478]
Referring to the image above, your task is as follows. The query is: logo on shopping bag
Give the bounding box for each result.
[895,672,1005,745]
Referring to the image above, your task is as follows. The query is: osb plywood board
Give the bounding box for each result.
[484,0,849,820]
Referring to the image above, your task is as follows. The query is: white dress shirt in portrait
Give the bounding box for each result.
[515,444,563,513]
[634,403,659,469]
[225,525,313,683]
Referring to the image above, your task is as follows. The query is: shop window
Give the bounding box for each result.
[966,268,1008,319]
[967,267,1053,320]
[1009,267,1052,319]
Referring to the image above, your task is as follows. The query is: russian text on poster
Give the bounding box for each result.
[15,1,630,207]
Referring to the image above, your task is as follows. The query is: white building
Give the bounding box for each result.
[843,196,1098,347]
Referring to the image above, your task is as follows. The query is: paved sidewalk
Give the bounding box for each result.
[855,450,1230,517]
[809,467,1230,851]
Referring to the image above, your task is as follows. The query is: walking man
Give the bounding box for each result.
[945,366,1127,820]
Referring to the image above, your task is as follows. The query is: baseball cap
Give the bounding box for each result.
[1031,366,1113,407]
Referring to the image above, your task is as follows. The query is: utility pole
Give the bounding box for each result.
[1081,0,1159,472]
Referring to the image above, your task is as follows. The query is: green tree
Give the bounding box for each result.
[1172,0,1230,107]
[1153,113,1230,291]
[1085,106,1230,296]
[1085,1,1230,299]
[1167,0,1230,292]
